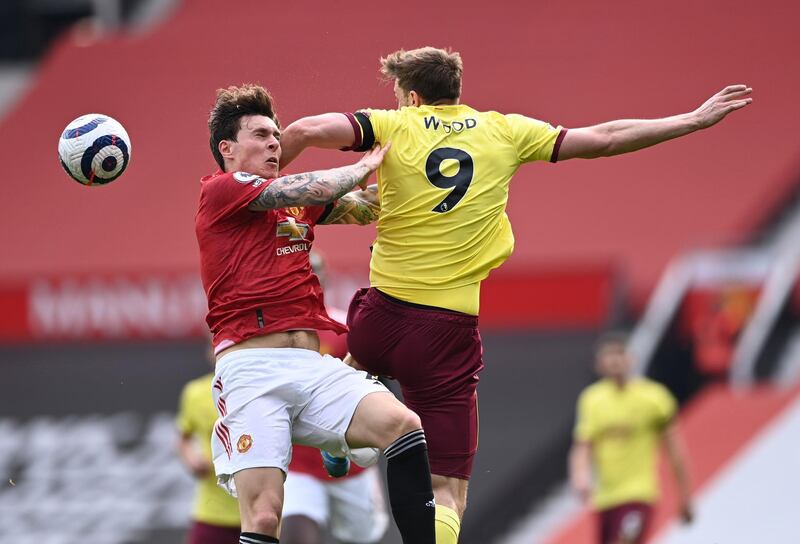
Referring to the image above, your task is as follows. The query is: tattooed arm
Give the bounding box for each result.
[248,144,389,212]
[319,184,380,225]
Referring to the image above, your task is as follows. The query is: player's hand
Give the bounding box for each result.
[692,85,752,129]
[187,455,213,478]
[571,478,592,504]
[343,352,366,371]
[679,501,694,524]
[356,142,391,189]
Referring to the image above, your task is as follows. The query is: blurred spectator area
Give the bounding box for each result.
[0,0,141,60]
[0,0,178,118]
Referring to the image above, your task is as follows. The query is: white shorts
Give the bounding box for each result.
[283,467,389,543]
[211,348,389,496]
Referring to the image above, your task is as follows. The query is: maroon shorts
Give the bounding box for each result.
[347,288,484,480]
[597,502,653,544]
[186,521,240,544]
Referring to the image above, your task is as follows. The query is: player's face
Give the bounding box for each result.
[228,115,281,178]
[595,344,632,380]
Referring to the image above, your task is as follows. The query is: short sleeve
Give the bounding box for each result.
[505,114,566,163]
[650,383,678,431]
[176,383,195,435]
[342,112,376,152]
[573,389,596,442]
[362,109,395,145]
[200,171,272,226]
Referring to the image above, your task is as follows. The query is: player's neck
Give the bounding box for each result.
[421,99,459,107]
[611,376,628,389]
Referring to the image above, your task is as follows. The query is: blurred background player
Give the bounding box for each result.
[569,333,693,544]
[278,46,750,543]
[281,250,389,544]
[176,344,241,544]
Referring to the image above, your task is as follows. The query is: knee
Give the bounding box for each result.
[248,509,281,536]
[349,394,424,450]
[389,406,422,440]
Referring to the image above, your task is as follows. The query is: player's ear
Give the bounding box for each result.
[409,90,422,108]
[219,139,234,161]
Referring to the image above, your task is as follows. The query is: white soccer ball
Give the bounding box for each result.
[58,113,132,186]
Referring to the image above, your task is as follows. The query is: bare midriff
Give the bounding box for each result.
[216,330,320,360]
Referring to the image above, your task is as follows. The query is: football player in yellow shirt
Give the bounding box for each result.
[177,368,241,544]
[280,46,748,543]
[569,333,693,544]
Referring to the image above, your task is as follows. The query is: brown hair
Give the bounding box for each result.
[595,330,630,354]
[208,84,279,170]
[380,47,463,104]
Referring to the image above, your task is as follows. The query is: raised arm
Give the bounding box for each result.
[558,85,752,161]
[249,143,388,212]
[319,184,380,225]
[280,113,363,169]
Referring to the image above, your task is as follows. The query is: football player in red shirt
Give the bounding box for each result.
[196,84,435,544]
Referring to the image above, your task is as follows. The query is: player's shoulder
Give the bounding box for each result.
[458,107,524,141]
[474,108,510,120]
[631,377,675,405]
[447,104,509,124]
[200,169,230,186]
[360,107,394,121]
[632,377,670,394]
[501,111,556,133]
[579,379,612,402]
[202,170,270,188]
[455,106,513,122]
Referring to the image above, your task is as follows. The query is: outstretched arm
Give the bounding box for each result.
[663,422,694,524]
[249,144,388,212]
[319,184,380,225]
[280,113,362,169]
[558,85,753,161]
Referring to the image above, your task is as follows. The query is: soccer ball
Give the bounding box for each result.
[58,114,132,186]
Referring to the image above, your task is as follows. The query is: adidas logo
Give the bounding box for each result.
[425,500,436,508]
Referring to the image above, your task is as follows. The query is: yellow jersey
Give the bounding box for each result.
[176,373,240,527]
[573,378,677,510]
[362,105,563,315]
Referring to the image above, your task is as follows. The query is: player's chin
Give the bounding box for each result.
[263,163,279,178]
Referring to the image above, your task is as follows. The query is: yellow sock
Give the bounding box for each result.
[435,504,461,544]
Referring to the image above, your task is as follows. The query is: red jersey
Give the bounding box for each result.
[195,170,347,351]
[289,305,365,480]
[318,306,349,358]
